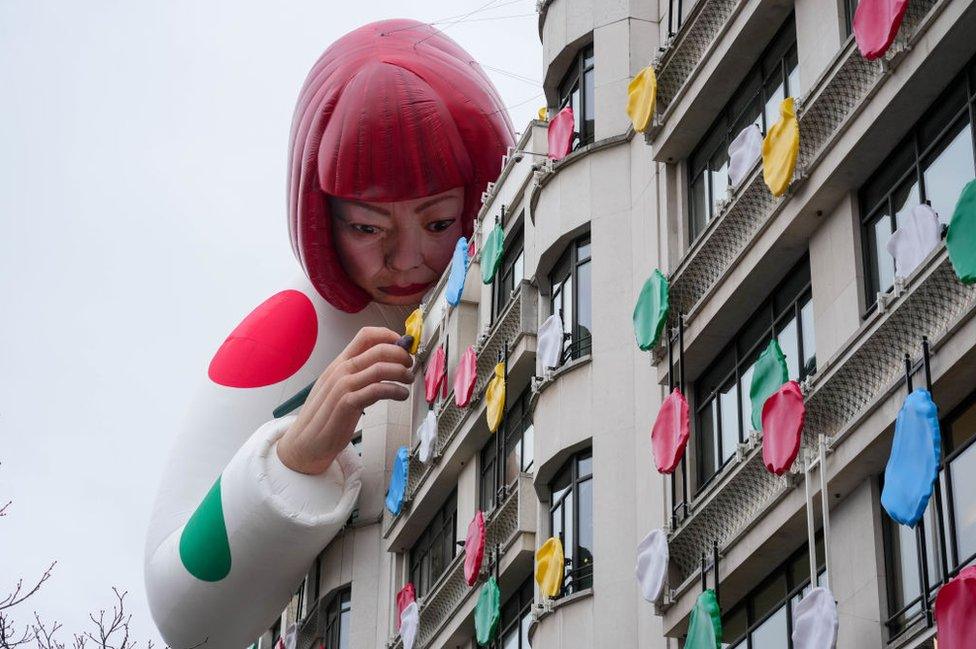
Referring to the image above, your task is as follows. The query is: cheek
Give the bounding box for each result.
[423,224,463,271]
[334,231,385,282]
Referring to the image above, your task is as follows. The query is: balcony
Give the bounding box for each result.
[665,0,940,330]
[384,282,538,550]
[387,473,537,649]
[665,246,976,597]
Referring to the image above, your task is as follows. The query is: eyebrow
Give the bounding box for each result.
[342,194,460,218]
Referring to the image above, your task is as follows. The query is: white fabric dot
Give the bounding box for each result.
[635,528,668,603]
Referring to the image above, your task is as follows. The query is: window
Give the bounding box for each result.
[549,235,592,363]
[668,0,691,36]
[409,491,458,597]
[494,223,525,320]
[549,450,593,596]
[480,387,535,512]
[694,258,815,490]
[883,393,976,638]
[688,16,799,240]
[859,59,976,302]
[558,45,595,149]
[478,575,534,649]
[722,537,826,648]
[321,587,351,649]
[845,0,859,36]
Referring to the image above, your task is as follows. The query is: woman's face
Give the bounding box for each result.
[330,186,465,306]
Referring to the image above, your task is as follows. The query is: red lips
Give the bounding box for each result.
[380,281,434,296]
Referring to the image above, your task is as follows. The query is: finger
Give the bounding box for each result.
[337,327,401,363]
[305,382,409,457]
[345,343,413,374]
[340,362,414,395]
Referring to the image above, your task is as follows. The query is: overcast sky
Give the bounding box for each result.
[0,2,541,645]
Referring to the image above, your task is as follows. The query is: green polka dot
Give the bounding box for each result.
[179,476,232,582]
[750,339,789,431]
[947,179,976,284]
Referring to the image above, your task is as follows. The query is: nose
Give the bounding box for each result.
[386,225,424,273]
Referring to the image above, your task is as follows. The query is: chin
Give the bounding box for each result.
[374,293,424,307]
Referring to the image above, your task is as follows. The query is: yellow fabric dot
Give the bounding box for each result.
[535,537,565,598]
[485,362,506,432]
[762,97,800,197]
[537,106,548,121]
[404,308,423,355]
[626,65,658,133]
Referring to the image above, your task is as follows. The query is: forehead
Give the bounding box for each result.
[338,187,464,216]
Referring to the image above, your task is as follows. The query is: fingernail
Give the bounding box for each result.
[396,335,414,351]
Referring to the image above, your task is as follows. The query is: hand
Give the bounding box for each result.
[276,327,414,475]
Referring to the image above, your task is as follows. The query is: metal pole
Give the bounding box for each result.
[804,451,818,589]
[712,541,720,605]
[904,351,933,627]
[700,553,707,594]
[678,314,688,519]
[818,435,831,591]
[923,338,950,585]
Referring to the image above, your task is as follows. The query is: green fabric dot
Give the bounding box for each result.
[947,179,976,284]
[179,476,232,582]
[633,269,670,351]
[481,226,505,285]
[749,339,789,431]
[685,589,722,649]
[474,576,501,645]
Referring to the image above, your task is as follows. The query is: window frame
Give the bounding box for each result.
[558,44,595,149]
[548,234,592,364]
[687,15,799,241]
[692,257,815,492]
[858,61,976,308]
[492,219,525,321]
[548,449,594,597]
[408,490,458,598]
[479,386,535,512]
[321,586,351,649]
[882,390,976,639]
[479,575,534,649]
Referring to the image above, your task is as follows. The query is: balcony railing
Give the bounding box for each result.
[400,283,538,510]
[388,473,535,649]
[667,0,941,325]
[667,248,976,584]
[654,0,743,116]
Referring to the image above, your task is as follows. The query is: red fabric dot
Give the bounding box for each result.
[208,290,318,388]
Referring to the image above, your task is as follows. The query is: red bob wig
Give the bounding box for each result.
[288,19,515,313]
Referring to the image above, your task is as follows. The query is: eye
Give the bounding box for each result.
[350,223,382,235]
[426,219,456,233]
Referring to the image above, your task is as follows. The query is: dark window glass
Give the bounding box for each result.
[480,575,534,649]
[494,222,525,320]
[549,235,592,364]
[860,61,976,302]
[721,537,826,648]
[687,16,799,241]
[548,450,593,597]
[480,387,535,512]
[845,0,860,36]
[883,393,976,638]
[559,45,595,149]
[322,587,351,649]
[694,258,814,490]
[667,0,691,36]
[409,491,458,597]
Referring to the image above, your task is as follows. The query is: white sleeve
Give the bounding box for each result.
[145,414,362,649]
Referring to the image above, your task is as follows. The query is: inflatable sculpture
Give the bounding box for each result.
[144,19,513,649]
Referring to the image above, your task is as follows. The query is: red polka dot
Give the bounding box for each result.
[208,290,318,388]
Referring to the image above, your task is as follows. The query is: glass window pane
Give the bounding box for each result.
[710,154,730,214]
[564,490,574,566]
[948,400,976,452]
[691,174,708,239]
[889,520,922,614]
[923,123,975,224]
[893,178,921,227]
[521,612,531,649]
[786,48,800,98]
[577,453,593,477]
[722,606,748,648]
[753,575,787,621]
[763,80,786,134]
[950,441,976,563]
[871,213,896,295]
[551,502,563,541]
[503,628,518,649]
[750,606,789,649]
[577,240,591,261]
[800,297,816,376]
[776,315,800,380]
[720,383,739,464]
[578,479,594,576]
[522,424,535,471]
[697,399,718,486]
[551,465,572,502]
[577,260,592,356]
[563,276,573,355]
[739,364,754,435]
[584,67,595,125]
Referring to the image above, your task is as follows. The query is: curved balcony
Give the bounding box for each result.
[383,283,539,551]
[665,245,976,601]
[387,473,537,649]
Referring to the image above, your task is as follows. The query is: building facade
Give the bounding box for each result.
[270,0,976,647]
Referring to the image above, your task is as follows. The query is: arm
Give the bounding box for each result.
[144,284,409,649]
